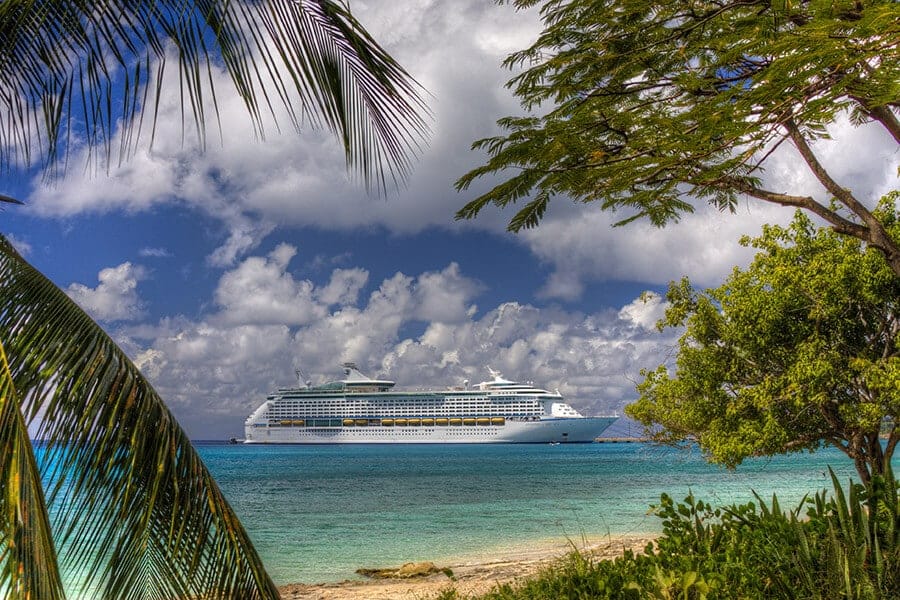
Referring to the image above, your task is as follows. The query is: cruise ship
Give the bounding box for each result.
[244,363,616,444]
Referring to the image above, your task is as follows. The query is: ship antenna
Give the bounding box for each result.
[295,368,309,389]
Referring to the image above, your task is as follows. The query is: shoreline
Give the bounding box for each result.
[278,533,656,600]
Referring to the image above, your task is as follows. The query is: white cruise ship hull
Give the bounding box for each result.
[244,416,617,444]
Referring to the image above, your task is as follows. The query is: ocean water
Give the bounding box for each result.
[197,442,865,584]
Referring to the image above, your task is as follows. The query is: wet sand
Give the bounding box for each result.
[278,534,655,600]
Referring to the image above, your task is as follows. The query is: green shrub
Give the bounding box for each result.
[437,471,900,600]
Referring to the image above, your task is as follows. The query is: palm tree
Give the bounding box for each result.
[0,1,427,598]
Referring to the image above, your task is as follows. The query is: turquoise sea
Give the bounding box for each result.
[197,441,866,584]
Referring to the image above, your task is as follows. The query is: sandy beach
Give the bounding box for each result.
[278,534,655,600]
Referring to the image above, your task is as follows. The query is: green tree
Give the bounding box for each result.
[456,0,900,276]
[0,1,426,598]
[627,201,900,486]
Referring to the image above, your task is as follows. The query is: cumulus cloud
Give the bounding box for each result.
[66,262,147,322]
[212,244,325,326]
[520,201,777,297]
[316,268,369,307]
[17,2,898,445]
[23,1,541,258]
[22,1,897,297]
[120,256,677,438]
[619,293,668,331]
[411,262,482,323]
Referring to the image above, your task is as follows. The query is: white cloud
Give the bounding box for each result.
[66,262,147,322]
[520,113,898,297]
[212,244,325,326]
[619,293,668,331]
[22,2,895,299]
[121,256,678,438]
[5,233,32,256]
[23,1,541,258]
[316,268,369,307]
[139,247,173,258]
[411,262,482,323]
[521,200,782,297]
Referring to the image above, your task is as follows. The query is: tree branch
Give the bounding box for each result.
[785,119,900,276]
[861,103,900,145]
[885,426,899,470]
[785,119,868,217]
[717,176,870,238]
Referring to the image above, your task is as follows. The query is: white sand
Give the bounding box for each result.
[278,533,655,600]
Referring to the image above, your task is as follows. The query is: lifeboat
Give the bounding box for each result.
[421,418,434,426]
[395,418,408,426]
[449,418,462,426]
[280,420,292,426]
[292,420,305,426]
[355,419,368,426]
[381,419,394,426]
[491,417,505,425]
[435,418,449,426]
[476,417,491,426]
[342,419,355,426]
[462,418,476,426]
[407,418,421,426]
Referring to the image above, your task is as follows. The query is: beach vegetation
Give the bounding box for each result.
[0,1,426,598]
[455,0,900,277]
[627,202,900,487]
[437,472,900,599]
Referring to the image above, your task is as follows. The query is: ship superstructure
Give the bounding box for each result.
[243,363,616,444]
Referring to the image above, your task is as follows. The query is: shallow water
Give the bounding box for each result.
[197,442,864,584]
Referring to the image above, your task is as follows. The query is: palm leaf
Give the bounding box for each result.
[0,0,428,190]
[0,234,280,599]
[0,340,65,600]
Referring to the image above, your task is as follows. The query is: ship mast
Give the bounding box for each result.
[295,368,311,389]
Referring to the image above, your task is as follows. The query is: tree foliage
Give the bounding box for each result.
[0,235,281,598]
[627,200,900,485]
[456,0,900,275]
[1,1,431,598]
[0,0,429,190]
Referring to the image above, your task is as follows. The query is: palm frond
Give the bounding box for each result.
[0,0,429,191]
[0,235,280,599]
[0,340,65,600]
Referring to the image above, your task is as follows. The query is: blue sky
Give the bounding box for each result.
[3,1,897,439]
